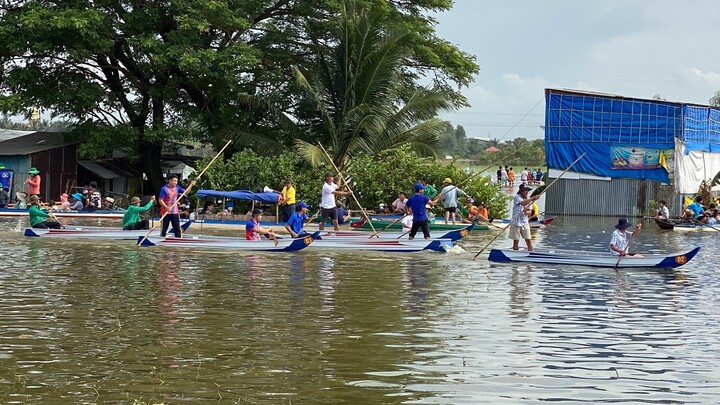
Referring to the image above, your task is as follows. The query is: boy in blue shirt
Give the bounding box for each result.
[405,183,440,240]
[285,201,310,238]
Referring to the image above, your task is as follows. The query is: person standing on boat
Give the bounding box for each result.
[159,174,184,237]
[281,178,296,223]
[28,195,61,229]
[509,184,539,251]
[440,178,466,225]
[609,218,642,256]
[419,177,437,199]
[285,201,310,238]
[319,172,353,232]
[123,195,156,230]
[26,167,41,198]
[246,208,276,240]
[406,183,441,240]
[655,200,670,221]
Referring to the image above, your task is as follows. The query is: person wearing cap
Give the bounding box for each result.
[69,193,84,211]
[419,177,437,199]
[246,208,276,240]
[319,172,353,231]
[405,182,440,240]
[123,195,156,230]
[610,218,642,256]
[391,192,407,214]
[26,167,41,197]
[439,177,466,225]
[281,179,296,223]
[0,184,9,208]
[509,184,540,251]
[58,193,70,211]
[28,195,61,229]
[461,197,489,224]
[285,201,310,238]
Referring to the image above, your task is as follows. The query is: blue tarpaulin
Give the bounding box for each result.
[545,90,677,182]
[196,189,280,204]
[679,106,720,153]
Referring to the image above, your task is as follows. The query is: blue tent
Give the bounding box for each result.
[196,189,280,204]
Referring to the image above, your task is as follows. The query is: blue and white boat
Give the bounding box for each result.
[487,247,700,269]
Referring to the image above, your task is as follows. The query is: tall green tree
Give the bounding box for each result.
[291,1,461,172]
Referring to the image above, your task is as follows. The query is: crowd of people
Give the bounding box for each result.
[495,166,543,187]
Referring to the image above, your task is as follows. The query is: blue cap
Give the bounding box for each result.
[414,182,426,191]
[297,201,308,210]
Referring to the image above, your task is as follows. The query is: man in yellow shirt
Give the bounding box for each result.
[281,178,296,222]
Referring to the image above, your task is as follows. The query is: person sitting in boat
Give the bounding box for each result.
[245,208,276,240]
[461,197,479,223]
[69,193,84,211]
[285,201,310,238]
[123,195,156,230]
[401,213,413,233]
[683,196,707,223]
[15,191,28,209]
[528,200,540,222]
[85,181,102,211]
[198,200,215,218]
[609,218,642,257]
[58,193,71,211]
[336,201,351,225]
[177,196,191,219]
[0,185,9,208]
[28,195,61,229]
[705,203,719,226]
[655,200,669,221]
[101,197,115,210]
[391,192,407,214]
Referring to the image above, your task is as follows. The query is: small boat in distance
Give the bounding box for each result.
[488,247,701,269]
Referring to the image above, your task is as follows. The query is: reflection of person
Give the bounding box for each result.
[285,202,309,238]
[123,195,155,230]
[509,184,539,251]
[28,195,61,229]
[319,173,352,232]
[609,218,641,256]
[281,179,296,223]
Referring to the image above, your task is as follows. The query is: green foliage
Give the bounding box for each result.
[192,147,509,218]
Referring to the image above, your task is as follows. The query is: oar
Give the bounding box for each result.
[690,216,720,234]
[49,212,65,229]
[472,153,586,260]
[368,213,410,238]
[317,143,377,233]
[614,225,640,269]
[138,139,232,245]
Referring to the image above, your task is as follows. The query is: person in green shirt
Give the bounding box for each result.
[28,195,62,229]
[420,177,437,199]
[123,195,156,230]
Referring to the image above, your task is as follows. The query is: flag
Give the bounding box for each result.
[658,151,669,172]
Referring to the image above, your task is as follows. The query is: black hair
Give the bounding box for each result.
[658,200,666,204]
[167,174,179,181]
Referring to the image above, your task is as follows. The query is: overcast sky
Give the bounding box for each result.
[433,0,720,140]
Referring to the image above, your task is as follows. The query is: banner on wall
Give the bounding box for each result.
[0,170,13,194]
[610,146,672,171]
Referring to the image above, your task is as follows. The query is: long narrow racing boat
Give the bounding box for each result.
[309,236,452,252]
[24,221,192,240]
[138,232,320,252]
[317,223,474,241]
[351,218,489,232]
[1,207,125,219]
[487,247,701,269]
[495,216,556,228]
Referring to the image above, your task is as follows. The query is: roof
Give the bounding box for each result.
[78,159,142,179]
[0,131,77,155]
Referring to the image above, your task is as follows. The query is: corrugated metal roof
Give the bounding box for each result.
[0,131,77,155]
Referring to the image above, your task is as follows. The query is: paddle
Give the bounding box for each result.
[690,216,720,234]
[472,153,586,260]
[137,139,232,245]
[48,212,65,229]
[614,224,641,269]
[368,213,410,238]
[317,143,377,233]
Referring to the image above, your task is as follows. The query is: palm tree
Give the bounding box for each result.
[291,0,457,172]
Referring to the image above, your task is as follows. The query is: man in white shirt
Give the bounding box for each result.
[391,192,407,214]
[610,218,642,256]
[655,200,670,221]
[320,172,352,231]
[509,184,539,251]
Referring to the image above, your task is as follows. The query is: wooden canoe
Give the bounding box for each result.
[138,231,320,252]
[24,221,192,239]
[351,218,489,232]
[487,247,701,269]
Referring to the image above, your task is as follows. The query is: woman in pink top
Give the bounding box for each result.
[26,167,41,196]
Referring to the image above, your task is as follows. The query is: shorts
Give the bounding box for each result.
[444,207,456,213]
[321,207,338,222]
[508,223,531,240]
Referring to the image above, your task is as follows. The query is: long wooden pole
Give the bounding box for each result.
[614,225,640,269]
[368,149,525,238]
[472,153,586,260]
[317,143,377,233]
[137,140,232,245]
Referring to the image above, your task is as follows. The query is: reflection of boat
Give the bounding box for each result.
[351,218,489,231]
[1,207,125,219]
[653,219,720,232]
[488,247,701,269]
[138,232,320,252]
[24,221,192,239]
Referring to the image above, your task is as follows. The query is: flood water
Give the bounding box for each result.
[0,215,718,404]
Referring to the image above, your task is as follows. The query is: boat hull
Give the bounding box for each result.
[1,208,125,219]
[351,219,488,232]
[138,232,318,252]
[311,236,453,252]
[317,223,474,241]
[487,247,700,269]
[496,216,556,228]
[24,221,192,240]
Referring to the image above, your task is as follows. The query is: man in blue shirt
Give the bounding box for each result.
[685,196,706,223]
[285,201,310,238]
[405,183,440,240]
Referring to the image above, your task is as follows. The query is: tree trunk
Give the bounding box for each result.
[141,141,164,195]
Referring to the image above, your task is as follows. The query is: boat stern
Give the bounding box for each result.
[654,247,701,268]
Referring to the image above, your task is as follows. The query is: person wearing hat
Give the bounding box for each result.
[610,218,642,257]
[285,201,310,238]
[26,167,41,197]
[509,184,540,251]
[0,184,9,208]
[28,195,61,229]
[57,193,71,211]
[405,182,440,240]
[246,208,276,240]
[461,197,489,224]
[281,178,296,223]
[122,195,156,230]
[319,172,353,232]
[439,177,466,225]
[15,191,28,209]
[69,193,84,211]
